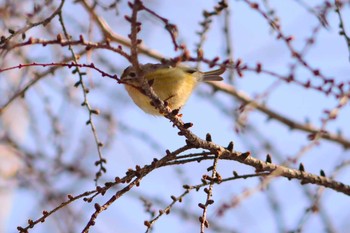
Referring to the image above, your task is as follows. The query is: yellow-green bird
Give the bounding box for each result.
[121,63,225,115]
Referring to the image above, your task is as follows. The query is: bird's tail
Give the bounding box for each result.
[202,67,225,82]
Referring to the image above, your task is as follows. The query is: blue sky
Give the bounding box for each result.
[1,1,350,232]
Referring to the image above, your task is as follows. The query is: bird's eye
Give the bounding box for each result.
[129,72,136,77]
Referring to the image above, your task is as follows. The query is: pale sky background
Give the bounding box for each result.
[1,1,350,233]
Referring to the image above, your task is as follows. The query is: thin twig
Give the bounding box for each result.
[334,0,350,62]
[58,12,107,183]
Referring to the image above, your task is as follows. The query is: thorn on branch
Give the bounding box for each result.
[207,165,214,172]
[320,170,326,177]
[226,141,234,152]
[178,131,185,136]
[206,133,212,142]
[233,171,238,177]
[124,15,132,22]
[239,151,250,160]
[266,154,272,163]
[0,35,6,44]
[250,3,259,9]
[199,216,204,223]
[74,81,81,87]
[256,63,262,73]
[94,203,101,211]
[144,220,151,228]
[183,122,193,129]
[147,78,154,87]
[206,199,214,205]
[79,34,85,43]
[91,109,100,115]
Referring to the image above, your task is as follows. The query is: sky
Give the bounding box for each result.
[1,0,350,233]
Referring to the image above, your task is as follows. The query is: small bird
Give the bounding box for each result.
[121,63,225,115]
